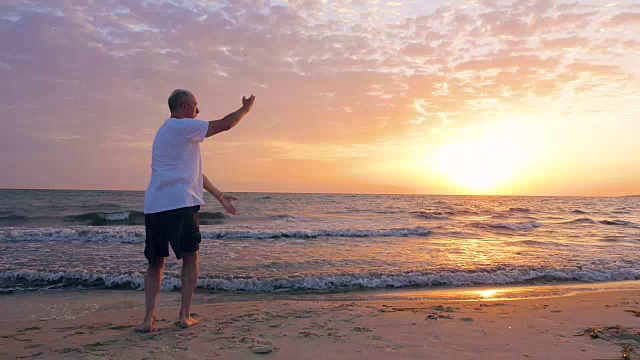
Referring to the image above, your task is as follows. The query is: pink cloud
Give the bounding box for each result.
[531,10,599,34]
[622,39,640,51]
[565,62,622,76]
[603,12,640,28]
[0,0,639,192]
[456,55,559,72]
[541,36,590,49]
[401,43,437,57]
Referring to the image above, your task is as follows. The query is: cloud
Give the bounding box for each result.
[565,62,623,77]
[264,140,400,161]
[541,36,590,49]
[456,55,559,72]
[603,12,640,28]
[0,0,639,192]
[401,43,437,57]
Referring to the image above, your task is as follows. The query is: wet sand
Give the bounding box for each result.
[1,283,639,359]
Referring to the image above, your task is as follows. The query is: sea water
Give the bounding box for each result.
[0,189,638,293]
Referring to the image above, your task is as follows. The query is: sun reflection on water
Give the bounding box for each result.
[475,289,502,299]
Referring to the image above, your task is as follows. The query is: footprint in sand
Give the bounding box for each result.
[431,305,459,312]
[426,313,454,320]
[15,351,43,359]
[252,345,273,354]
[108,324,132,330]
[57,347,81,354]
[352,326,373,333]
[625,309,640,317]
[298,331,322,338]
[83,339,117,350]
[17,326,41,333]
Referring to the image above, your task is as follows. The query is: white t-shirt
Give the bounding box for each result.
[144,118,209,214]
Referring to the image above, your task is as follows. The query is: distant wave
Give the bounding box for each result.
[0,214,29,225]
[599,236,640,243]
[0,227,146,243]
[563,218,597,225]
[470,221,541,231]
[66,210,227,225]
[263,214,303,221]
[65,211,144,225]
[202,227,431,239]
[452,210,481,216]
[561,218,636,227]
[571,209,587,214]
[508,207,532,213]
[2,265,639,292]
[197,212,229,221]
[599,220,636,226]
[328,209,403,215]
[0,210,228,227]
[515,239,559,247]
[235,214,307,223]
[79,202,122,210]
[409,210,451,220]
[0,226,431,243]
[409,209,486,219]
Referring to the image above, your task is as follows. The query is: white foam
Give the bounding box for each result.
[3,266,639,292]
[189,267,640,291]
[0,269,145,289]
[0,226,431,243]
[0,227,146,243]
[409,210,450,219]
[201,227,431,240]
[103,211,130,221]
[471,221,541,231]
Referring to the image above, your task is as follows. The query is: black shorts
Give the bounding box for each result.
[144,206,202,265]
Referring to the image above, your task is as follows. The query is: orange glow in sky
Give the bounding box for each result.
[1,0,639,196]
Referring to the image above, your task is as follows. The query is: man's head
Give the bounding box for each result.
[168,89,199,119]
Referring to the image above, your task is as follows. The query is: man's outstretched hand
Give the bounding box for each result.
[242,95,255,112]
[219,195,238,215]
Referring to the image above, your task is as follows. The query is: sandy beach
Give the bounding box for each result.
[1,283,639,359]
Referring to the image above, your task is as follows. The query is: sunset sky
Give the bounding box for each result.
[1,0,639,196]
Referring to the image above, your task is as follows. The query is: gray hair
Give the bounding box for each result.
[168,89,194,112]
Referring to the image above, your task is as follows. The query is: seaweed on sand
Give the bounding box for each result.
[575,325,640,359]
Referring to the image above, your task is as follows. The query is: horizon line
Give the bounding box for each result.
[0,187,637,198]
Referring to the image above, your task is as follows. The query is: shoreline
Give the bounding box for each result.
[3,279,640,301]
[1,282,639,359]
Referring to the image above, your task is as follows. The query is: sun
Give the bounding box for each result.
[433,118,541,194]
[435,136,522,193]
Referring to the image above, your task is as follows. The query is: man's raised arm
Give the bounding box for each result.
[206,95,255,138]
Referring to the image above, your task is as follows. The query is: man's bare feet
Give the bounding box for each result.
[179,316,199,329]
[134,315,157,333]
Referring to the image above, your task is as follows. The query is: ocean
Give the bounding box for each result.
[0,189,638,294]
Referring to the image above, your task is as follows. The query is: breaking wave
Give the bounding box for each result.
[0,226,432,243]
[2,265,639,292]
[0,210,228,226]
[470,221,541,231]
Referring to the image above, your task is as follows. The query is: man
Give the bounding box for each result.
[136,89,255,332]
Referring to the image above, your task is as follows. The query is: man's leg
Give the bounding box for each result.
[179,251,199,328]
[135,257,166,332]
